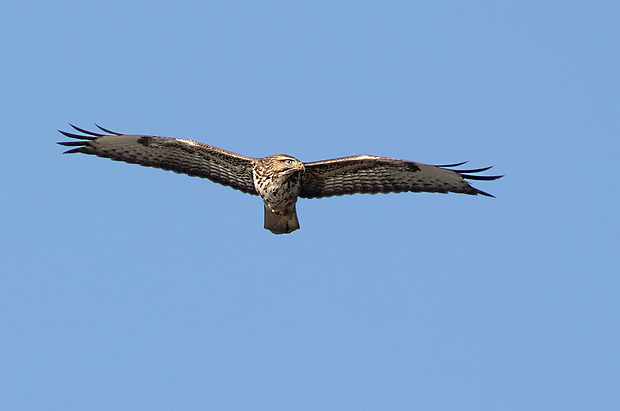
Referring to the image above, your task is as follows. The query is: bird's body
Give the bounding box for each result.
[59,125,502,234]
[252,154,304,234]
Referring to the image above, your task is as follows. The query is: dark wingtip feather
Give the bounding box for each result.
[455,165,494,174]
[58,124,108,154]
[94,124,121,135]
[70,124,105,137]
[62,147,86,154]
[475,188,496,198]
[58,129,96,140]
[439,162,503,182]
[437,162,503,197]
[435,161,468,168]
[57,141,86,146]
[58,124,123,154]
[461,174,504,181]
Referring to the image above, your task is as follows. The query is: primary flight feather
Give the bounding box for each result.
[59,125,502,234]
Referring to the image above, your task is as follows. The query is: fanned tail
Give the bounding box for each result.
[263,204,300,234]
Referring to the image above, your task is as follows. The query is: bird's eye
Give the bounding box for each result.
[285,159,294,165]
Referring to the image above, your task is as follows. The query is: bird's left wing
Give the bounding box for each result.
[300,155,502,198]
[58,125,258,195]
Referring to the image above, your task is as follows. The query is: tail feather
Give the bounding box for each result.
[263,204,300,234]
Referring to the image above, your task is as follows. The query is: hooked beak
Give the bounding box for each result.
[283,161,304,175]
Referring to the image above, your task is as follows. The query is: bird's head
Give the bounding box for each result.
[267,154,305,176]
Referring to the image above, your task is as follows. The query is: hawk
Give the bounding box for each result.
[58,125,502,234]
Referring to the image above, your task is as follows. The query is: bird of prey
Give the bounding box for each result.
[58,125,502,234]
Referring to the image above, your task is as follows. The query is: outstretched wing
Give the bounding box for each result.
[300,155,502,199]
[58,125,258,195]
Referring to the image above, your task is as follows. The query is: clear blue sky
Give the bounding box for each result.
[2,1,619,409]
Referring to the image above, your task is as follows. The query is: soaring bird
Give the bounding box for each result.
[58,125,502,234]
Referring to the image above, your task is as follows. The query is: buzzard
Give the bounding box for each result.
[58,125,502,234]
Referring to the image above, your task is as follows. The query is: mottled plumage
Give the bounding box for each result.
[58,125,503,234]
[252,154,304,234]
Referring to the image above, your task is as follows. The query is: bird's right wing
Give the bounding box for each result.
[58,125,258,195]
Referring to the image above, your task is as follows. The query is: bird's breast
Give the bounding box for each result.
[252,171,301,211]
